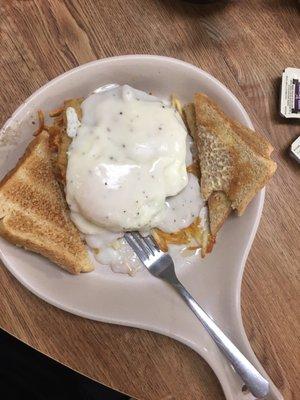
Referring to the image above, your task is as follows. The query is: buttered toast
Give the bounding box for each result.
[0,131,93,274]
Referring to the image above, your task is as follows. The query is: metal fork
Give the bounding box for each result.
[125,232,269,399]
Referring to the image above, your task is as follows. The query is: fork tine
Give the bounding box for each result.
[130,232,154,256]
[143,235,162,255]
[135,234,156,256]
[125,233,148,263]
[131,232,163,257]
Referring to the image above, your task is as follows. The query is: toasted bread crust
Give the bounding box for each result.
[0,131,93,274]
[194,93,274,158]
[184,102,232,235]
[194,93,277,216]
[183,103,197,139]
[208,192,231,236]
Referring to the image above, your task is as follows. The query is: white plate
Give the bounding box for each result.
[0,56,282,400]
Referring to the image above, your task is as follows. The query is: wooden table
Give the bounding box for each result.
[0,1,299,399]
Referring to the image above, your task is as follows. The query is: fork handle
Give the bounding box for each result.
[173,282,269,399]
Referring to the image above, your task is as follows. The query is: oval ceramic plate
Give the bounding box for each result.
[0,56,281,400]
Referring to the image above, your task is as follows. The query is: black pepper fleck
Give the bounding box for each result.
[122,144,126,148]
[119,111,123,115]
[107,127,111,132]
[104,182,107,186]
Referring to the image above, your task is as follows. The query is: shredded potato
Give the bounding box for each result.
[171,94,184,117]
[187,161,200,177]
[152,217,212,256]
[49,107,64,118]
[34,110,46,136]
[35,98,82,183]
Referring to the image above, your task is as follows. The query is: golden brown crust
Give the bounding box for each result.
[0,131,93,274]
[183,103,197,139]
[194,93,274,158]
[184,102,230,236]
[208,192,231,236]
[194,93,277,215]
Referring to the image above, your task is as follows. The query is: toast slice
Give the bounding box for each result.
[184,103,232,236]
[193,93,277,216]
[0,131,93,274]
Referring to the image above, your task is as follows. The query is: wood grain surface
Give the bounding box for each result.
[0,1,299,399]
